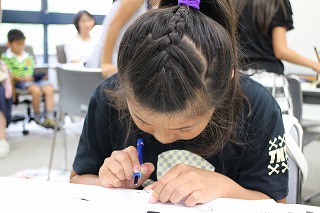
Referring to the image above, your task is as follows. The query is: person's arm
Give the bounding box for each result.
[272,26,320,73]
[70,169,102,185]
[101,0,144,78]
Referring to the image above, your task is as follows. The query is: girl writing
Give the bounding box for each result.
[71,0,288,206]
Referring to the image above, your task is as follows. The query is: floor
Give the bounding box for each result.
[0,101,320,206]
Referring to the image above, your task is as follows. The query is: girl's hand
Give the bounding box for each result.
[99,146,155,189]
[145,164,230,207]
[101,63,117,79]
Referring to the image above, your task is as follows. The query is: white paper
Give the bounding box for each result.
[131,189,153,204]
[1,177,319,213]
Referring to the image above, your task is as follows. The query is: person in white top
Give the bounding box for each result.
[64,10,97,64]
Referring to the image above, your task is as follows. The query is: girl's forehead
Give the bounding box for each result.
[127,99,214,127]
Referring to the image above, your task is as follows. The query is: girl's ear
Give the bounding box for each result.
[231,69,234,79]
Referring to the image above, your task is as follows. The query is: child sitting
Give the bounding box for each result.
[1,29,56,129]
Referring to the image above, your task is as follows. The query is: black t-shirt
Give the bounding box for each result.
[238,0,294,75]
[73,74,288,200]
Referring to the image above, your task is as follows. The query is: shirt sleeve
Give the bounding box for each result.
[272,0,294,31]
[236,107,288,201]
[72,84,114,175]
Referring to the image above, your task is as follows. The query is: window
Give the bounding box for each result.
[2,0,42,11]
[48,0,112,15]
[48,24,76,55]
[2,0,106,63]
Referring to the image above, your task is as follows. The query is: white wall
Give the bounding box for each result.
[284,0,320,76]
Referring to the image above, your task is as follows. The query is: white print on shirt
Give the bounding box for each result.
[268,134,288,176]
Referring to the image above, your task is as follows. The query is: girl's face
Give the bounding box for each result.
[127,100,214,144]
[78,14,95,34]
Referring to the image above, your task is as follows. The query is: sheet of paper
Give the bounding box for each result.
[1,177,320,213]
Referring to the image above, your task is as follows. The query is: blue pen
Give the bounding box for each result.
[133,138,144,186]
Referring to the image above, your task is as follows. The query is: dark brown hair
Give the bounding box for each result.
[108,0,249,157]
[232,0,287,36]
[7,29,25,43]
[73,10,96,33]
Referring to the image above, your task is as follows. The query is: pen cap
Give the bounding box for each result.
[137,138,144,164]
[137,138,144,146]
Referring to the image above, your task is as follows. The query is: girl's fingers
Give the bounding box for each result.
[137,162,155,186]
[150,164,185,203]
[144,180,158,190]
[108,158,127,181]
[184,190,202,207]
[169,182,197,204]
[123,146,140,173]
[99,165,123,188]
[112,150,134,180]
[100,146,154,189]
[157,170,196,203]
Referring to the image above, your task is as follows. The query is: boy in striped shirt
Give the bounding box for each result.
[1,29,56,129]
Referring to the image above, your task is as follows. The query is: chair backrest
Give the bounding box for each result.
[286,75,303,123]
[55,66,103,117]
[0,43,37,63]
[0,44,6,56]
[56,45,66,64]
[283,114,306,204]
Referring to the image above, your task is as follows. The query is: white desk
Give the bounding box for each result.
[0,177,319,213]
[301,83,320,104]
[58,63,102,73]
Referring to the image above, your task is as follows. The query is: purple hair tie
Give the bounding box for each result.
[178,0,200,10]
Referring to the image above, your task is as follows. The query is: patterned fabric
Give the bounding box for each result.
[142,150,215,187]
[85,0,148,68]
[244,69,293,115]
[1,50,34,77]
[0,85,12,126]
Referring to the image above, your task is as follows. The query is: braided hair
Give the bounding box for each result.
[109,2,249,157]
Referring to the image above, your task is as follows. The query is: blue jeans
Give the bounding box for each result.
[15,79,51,90]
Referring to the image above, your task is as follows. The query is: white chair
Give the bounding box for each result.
[283,114,308,204]
[47,65,103,180]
